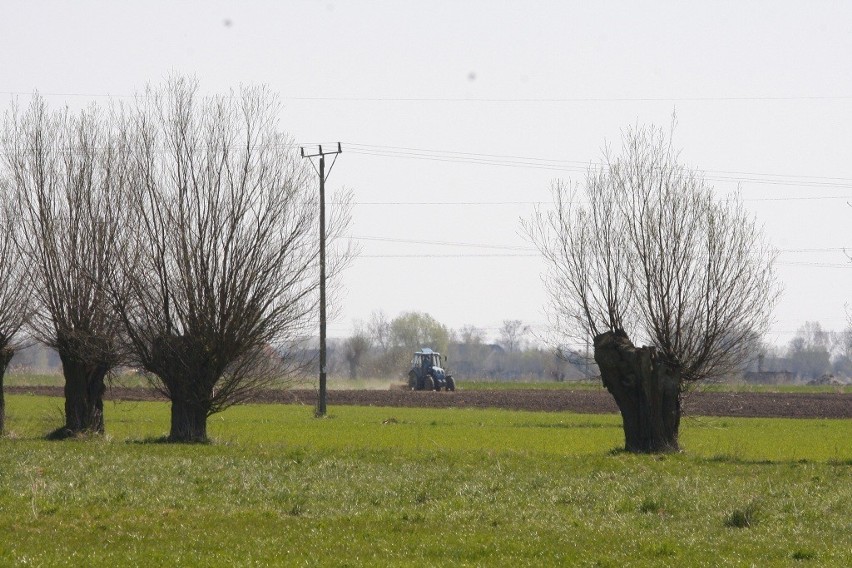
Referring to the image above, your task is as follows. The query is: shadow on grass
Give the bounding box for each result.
[515,421,620,430]
[45,427,106,441]
[606,447,680,458]
[127,436,212,445]
[699,454,852,466]
[703,454,830,466]
[724,499,761,528]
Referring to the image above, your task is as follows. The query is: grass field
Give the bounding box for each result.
[5,370,851,394]
[1,394,850,567]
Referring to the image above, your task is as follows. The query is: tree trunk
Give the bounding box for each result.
[168,398,209,443]
[51,353,108,438]
[0,369,4,436]
[593,330,681,453]
[149,334,216,443]
[0,348,13,435]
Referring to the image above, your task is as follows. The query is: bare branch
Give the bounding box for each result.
[2,94,127,436]
[109,78,354,441]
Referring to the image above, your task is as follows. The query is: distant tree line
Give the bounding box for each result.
[17,316,849,388]
[747,321,852,383]
[329,311,587,382]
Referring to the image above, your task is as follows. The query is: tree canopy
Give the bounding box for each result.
[528,124,780,385]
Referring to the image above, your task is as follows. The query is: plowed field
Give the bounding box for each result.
[7,386,851,419]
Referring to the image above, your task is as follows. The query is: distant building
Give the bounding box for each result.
[743,370,795,384]
[807,374,848,386]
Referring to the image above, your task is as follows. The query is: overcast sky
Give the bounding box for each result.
[3,1,851,347]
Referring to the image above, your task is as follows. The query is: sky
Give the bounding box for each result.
[3,1,851,348]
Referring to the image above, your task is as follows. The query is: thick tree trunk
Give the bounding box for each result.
[168,399,210,443]
[51,353,108,438]
[593,330,681,453]
[0,348,13,435]
[0,370,4,436]
[150,334,216,443]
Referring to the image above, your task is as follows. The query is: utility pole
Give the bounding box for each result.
[300,142,342,417]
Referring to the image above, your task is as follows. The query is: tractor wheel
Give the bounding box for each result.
[423,375,434,391]
[446,376,456,392]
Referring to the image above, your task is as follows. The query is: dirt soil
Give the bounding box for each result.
[7,386,851,419]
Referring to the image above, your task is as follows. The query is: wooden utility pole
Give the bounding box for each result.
[300,143,342,417]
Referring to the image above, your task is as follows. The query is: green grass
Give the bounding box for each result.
[4,371,312,390]
[4,372,152,389]
[7,371,851,394]
[3,372,67,387]
[1,395,850,567]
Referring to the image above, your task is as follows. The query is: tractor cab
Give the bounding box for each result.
[414,349,442,371]
[408,347,455,391]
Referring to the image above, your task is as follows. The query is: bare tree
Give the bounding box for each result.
[2,95,126,437]
[361,310,394,376]
[527,125,779,453]
[367,310,391,353]
[0,193,32,434]
[786,321,832,380]
[457,325,485,346]
[112,78,351,442]
[344,323,372,380]
[498,320,530,353]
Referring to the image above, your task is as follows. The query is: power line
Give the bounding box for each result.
[745,195,852,201]
[351,236,852,255]
[779,248,850,253]
[347,143,593,167]
[352,235,533,251]
[345,148,587,175]
[359,253,537,258]
[347,146,852,190]
[2,107,849,191]
[350,200,542,206]
[353,254,852,266]
[347,196,852,206]
[776,261,851,268]
[347,142,852,184]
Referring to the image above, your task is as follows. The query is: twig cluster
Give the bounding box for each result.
[526,124,780,384]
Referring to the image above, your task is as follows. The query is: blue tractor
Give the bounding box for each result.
[408,348,455,391]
